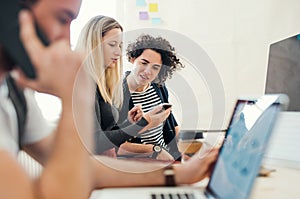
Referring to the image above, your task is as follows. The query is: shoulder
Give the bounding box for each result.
[122,72,131,96]
[124,71,131,77]
[152,81,167,88]
[152,82,168,93]
[23,89,35,101]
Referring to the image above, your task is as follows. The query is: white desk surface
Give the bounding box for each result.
[193,164,300,199]
[90,165,300,199]
[250,165,300,199]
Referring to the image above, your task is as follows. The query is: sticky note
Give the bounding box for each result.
[136,0,146,7]
[149,3,158,12]
[139,11,149,20]
[151,17,161,25]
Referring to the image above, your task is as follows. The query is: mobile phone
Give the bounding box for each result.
[162,103,172,110]
[0,0,49,79]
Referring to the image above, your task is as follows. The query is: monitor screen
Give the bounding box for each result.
[207,100,280,199]
[265,35,300,111]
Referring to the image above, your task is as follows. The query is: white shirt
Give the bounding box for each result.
[0,80,54,156]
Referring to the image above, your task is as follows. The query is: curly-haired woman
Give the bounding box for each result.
[117,34,184,161]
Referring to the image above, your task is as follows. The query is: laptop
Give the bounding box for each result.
[90,94,289,199]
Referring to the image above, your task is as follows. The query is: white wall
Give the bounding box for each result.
[37,0,300,128]
[71,0,118,47]
[116,0,300,129]
[264,112,300,169]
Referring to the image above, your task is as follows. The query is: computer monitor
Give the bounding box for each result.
[265,34,300,111]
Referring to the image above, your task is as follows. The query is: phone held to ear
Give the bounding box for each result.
[0,0,49,79]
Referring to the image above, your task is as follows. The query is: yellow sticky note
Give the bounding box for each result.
[149,3,158,12]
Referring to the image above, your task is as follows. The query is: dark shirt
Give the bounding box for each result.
[94,88,148,154]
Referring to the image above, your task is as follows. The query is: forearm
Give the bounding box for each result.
[50,97,92,158]
[95,129,132,153]
[22,133,56,166]
[113,117,148,138]
[91,147,219,189]
[91,156,166,188]
[0,150,35,199]
[37,91,95,198]
[118,142,153,156]
[91,155,193,188]
[95,118,148,154]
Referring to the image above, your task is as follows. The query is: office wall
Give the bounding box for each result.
[264,112,300,169]
[70,0,117,47]
[36,0,300,128]
[115,0,300,129]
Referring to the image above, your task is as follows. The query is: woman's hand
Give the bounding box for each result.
[128,105,143,123]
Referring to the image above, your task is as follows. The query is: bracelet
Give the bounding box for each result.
[163,165,176,186]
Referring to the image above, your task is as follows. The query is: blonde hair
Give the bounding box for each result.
[76,15,123,108]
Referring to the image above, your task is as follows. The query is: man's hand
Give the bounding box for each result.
[175,147,219,184]
[142,104,171,132]
[15,10,85,101]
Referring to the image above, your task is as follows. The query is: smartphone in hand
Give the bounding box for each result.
[157,103,172,114]
[0,0,49,79]
[162,103,172,110]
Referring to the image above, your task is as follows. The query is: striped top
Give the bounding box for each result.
[131,85,167,148]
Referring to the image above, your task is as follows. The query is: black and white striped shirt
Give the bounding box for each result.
[131,85,167,148]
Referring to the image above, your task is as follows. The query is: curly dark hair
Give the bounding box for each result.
[126,34,184,85]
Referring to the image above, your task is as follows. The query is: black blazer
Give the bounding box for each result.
[94,87,148,154]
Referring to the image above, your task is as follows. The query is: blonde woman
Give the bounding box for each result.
[76,15,170,156]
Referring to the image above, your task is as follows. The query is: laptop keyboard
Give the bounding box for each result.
[151,192,195,199]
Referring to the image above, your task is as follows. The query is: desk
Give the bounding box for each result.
[250,165,300,198]
[90,165,300,199]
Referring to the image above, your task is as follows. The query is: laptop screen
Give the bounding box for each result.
[206,99,281,199]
